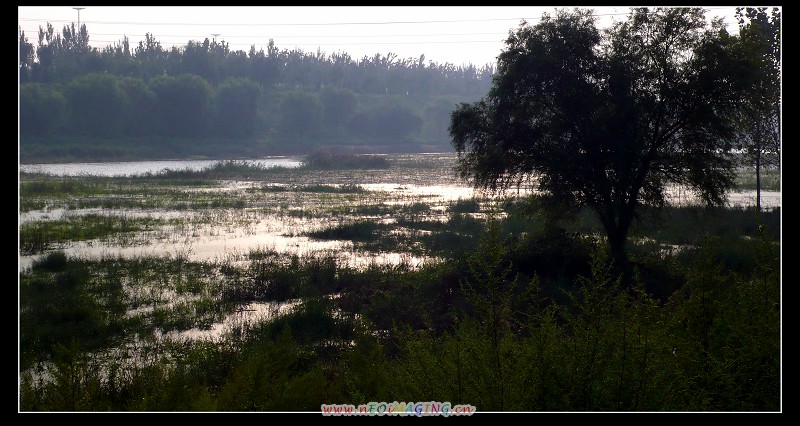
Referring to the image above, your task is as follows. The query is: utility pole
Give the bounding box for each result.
[72,7,85,27]
[211,33,221,44]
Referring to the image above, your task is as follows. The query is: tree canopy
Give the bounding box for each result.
[450,7,752,269]
[19,22,494,160]
[733,7,781,211]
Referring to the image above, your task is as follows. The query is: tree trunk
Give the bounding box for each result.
[608,229,629,272]
[755,119,763,213]
[596,204,634,287]
[603,219,632,288]
[756,148,762,213]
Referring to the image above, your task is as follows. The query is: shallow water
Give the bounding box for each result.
[17,153,780,272]
[18,155,474,270]
[19,157,303,177]
[163,299,302,342]
[17,153,782,360]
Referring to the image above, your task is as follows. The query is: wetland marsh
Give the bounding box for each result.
[18,153,781,411]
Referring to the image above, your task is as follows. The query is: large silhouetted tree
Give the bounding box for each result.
[450,7,747,272]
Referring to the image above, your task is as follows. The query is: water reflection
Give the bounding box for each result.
[18,153,780,273]
[19,157,303,177]
[164,299,301,342]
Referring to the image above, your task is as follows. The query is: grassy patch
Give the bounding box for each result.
[447,197,481,213]
[735,167,781,191]
[19,214,167,255]
[17,155,780,411]
[302,150,391,170]
[307,221,386,242]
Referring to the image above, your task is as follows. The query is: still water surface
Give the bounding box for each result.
[17,153,781,346]
[18,154,780,269]
[19,157,303,176]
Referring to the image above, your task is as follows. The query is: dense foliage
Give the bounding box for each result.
[19,201,780,411]
[18,23,494,161]
[450,7,779,271]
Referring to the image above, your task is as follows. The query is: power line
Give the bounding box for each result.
[18,7,740,48]
[20,17,537,27]
[90,39,508,47]
[19,7,742,63]
[18,7,735,28]
[77,31,511,39]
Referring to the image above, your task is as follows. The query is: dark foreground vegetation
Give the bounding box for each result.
[19,167,780,410]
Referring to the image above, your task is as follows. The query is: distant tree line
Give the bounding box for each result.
[18,24,493,94]
[18,23,494,154]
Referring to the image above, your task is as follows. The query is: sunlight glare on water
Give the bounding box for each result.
[18,153,779,272]
[19,157,303,177]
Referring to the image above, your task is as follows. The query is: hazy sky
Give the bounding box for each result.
[18,6,744,66]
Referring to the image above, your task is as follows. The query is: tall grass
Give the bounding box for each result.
[734,167,781,191]
[302,150,391,170]
[19,214,164,255]
[18,161,780,411]
[19,219,780,411]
